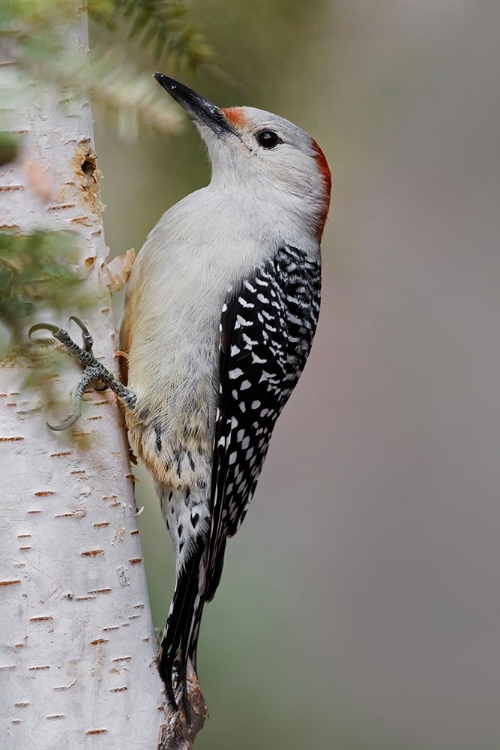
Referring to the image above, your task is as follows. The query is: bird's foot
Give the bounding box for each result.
[29,316,136,430]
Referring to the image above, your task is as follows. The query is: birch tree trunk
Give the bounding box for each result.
[0,8,167,748]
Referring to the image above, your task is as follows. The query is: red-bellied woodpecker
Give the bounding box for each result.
[31,75,331,715]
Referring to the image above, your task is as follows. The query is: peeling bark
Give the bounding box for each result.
[0,8,168,749]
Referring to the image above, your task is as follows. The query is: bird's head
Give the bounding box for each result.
[155,74,331,241]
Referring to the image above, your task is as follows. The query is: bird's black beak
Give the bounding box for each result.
[154,73,237,137]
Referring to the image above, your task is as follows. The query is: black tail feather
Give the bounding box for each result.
[204,538,227,603]
[159,538,206,714]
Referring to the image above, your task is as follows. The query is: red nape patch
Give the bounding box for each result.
[312,139,332,198]
[311,138,332,239]
[222,107,246,128]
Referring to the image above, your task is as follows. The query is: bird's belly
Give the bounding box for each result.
[124,292,220,490]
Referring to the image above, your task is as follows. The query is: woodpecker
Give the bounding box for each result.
[31,75,331,714]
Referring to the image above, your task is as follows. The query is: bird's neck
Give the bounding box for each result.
[206,179,322,255]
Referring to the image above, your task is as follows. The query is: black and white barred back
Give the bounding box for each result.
[159,244,321,706]
[206,244,321,599]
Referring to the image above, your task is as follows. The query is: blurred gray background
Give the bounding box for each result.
[95,2,500,748]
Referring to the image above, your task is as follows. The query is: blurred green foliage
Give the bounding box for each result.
[107,0,212,68]
[0,0,210,140]
[0,231,91,353]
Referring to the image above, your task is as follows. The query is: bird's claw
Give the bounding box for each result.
[47,412,81,432]
[29,317,136,430]
[28,322,61,337]
[29,316,94,354]
[69,315,94,352]
[30,317,102,431]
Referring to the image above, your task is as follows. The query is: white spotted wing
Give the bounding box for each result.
[205,245,321,601]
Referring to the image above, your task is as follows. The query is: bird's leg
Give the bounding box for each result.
[29,316,137,430]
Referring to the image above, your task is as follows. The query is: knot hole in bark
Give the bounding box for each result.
[73,146,101,210]
[81,152,96,180]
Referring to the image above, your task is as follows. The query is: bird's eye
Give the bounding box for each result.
[256,130,282,149]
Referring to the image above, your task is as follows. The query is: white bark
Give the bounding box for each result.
[0,8,166,749]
